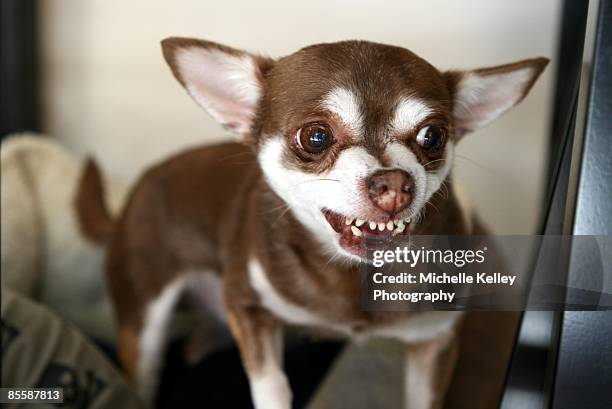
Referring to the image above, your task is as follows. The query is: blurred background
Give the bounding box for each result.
[3,0,560,234]
[3,1,589,408]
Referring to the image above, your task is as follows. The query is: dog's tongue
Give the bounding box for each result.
[324,211,344,233]
[323,211,360,245]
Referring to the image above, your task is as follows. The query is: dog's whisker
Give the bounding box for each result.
[437,180,450,199]
[217,151,256,161]
[425,198,442,215]
[257,203,291,215]
[294,178,342,186]
[452,154,495,173]
[423,158,448,168]
[286,180,344,192]
[452,156,511,181]
[272,206,293,224]
[224,160,258,166]
[432,190,445,202]
[325,249,342,267]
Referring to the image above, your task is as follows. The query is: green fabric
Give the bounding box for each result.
[1,288,142,409]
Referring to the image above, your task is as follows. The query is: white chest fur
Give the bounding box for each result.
[248,258,462,343]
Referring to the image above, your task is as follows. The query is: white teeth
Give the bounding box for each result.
[338,215,410,234]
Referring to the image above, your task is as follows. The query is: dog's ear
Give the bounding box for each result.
[161,37,274,138]
[445,57,549,138]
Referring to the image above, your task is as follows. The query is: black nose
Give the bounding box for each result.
[366,169,413,215]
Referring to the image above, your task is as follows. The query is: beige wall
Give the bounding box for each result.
[40,0,560,234]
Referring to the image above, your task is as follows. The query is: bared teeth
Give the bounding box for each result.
[340,214,412,235]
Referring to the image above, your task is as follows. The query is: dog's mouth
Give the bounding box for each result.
[322,209,412,257]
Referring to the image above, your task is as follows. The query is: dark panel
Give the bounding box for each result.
[545,0,589,200]
[501,1,591,408]
[0,0,39,138]
[500,109,577,409]
[553,0,612,408]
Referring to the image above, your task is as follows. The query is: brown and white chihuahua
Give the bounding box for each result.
[79,38,547,408]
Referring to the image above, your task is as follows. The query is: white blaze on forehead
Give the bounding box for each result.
[321,87,363,137]
[391,97,433,134]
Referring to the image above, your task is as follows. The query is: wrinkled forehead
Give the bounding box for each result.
[259,41,452,136]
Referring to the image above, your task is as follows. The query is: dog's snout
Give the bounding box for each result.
[366,170,413,215]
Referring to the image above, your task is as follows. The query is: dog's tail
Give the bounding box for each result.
[74,158,114,245]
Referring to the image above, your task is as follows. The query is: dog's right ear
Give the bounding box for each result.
[161,37,274,138]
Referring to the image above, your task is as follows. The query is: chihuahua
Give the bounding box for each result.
[78,38,547,408]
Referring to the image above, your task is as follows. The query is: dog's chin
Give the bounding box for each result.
[322,209,412,260]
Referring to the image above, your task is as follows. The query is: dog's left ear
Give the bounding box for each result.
[161,37,274,138]
[445,57,549,138]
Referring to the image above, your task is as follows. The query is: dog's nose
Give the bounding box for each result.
[366,170,413,215]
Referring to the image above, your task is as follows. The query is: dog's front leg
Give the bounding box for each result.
[226,305,291,409]
[404,331,459,409]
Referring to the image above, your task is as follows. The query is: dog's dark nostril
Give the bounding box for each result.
[367,170,413,215]
[367,177,387,195]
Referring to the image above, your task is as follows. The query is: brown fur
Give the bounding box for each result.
[103,141,471,401]
[75,158,113,244]
[258,41,454,171]
[77,39,548,407]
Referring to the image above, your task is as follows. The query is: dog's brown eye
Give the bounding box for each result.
[297,124,334,154]
[416,125,446,150]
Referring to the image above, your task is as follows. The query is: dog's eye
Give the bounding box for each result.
[297,124,334,154]
[416,125,446,150]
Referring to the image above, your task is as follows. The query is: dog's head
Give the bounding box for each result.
[162,38,548,260]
